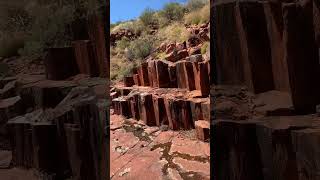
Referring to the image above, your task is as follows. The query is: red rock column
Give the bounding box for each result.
[214,1,245,85]
[44,47,79,80]
[133,74,141,86]
[139,93,156,126]
[195,120,210,141]
[32,122,59,175]
[72,40,99,77]
[148,60,157,87]
[7,120,33,168]
[291,128,320,180]
[201,100,210,122]
[138,62,150,86]
[185,61,196,90]
[176,61,196,90]
[123,76,134,87]
[87,14,108,78]
[64,124,81,180]
[119,98,131,118]
[283,1,320,113]
[168,65,177,88]
[164,98,180,130]
[165,98,193,130]
[176,61,188,89]
[153,96,168,126]
[155,60,171,88]
[129,94,140,120]
[198,61,210,97]
[190,99,203,124]
[235,1,274,93]
[263,1,290,92]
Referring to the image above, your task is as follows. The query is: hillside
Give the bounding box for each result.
[110,0,210,83]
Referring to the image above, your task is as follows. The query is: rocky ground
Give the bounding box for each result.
[110,112,210,180]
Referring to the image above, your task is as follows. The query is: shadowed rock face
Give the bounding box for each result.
[0,75,108,180]
[212,0,320,179]
[213,0,320,114]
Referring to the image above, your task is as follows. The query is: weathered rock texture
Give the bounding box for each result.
[213,0,320,114]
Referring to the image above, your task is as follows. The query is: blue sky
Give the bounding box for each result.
[110,0,187,24]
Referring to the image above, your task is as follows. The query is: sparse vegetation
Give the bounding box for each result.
[0,0,104,59]
[185,0,209,11]
[159,3,185,23]
[201,41,210,54]
[110,0,210,82]
[157,22,190,43]
[140,8,157,26]
[125,36,155,60]
[184,4,210,25]
[111,20,144,35]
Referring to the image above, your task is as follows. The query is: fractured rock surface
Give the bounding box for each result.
[110,114,210,180]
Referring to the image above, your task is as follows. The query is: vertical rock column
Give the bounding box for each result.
[72,40,99,77]
[263,1,291,92]
[235,1,274,93]
[212,120,264,180]
[139,93,156,126]
[214,0,245,85]
[282,1,320,113]
[155,60,171,88]
[138,62,150,86]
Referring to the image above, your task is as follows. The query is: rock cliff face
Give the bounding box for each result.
[110,23,211,142]
[212,0,320,179]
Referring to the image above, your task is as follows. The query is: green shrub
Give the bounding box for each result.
[160,3,185,22]
[125,36,154,60]
[18,0,103,58]
[153,12,170,27]
[110,56,139,81]
[116,37,131,50]
[140,8,157,26]
[19,3,75,57]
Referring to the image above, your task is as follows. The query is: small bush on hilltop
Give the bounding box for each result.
[153,12,170,27]
[111,20,145,35]
[140,8,157,27]
[160,3,185,23]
